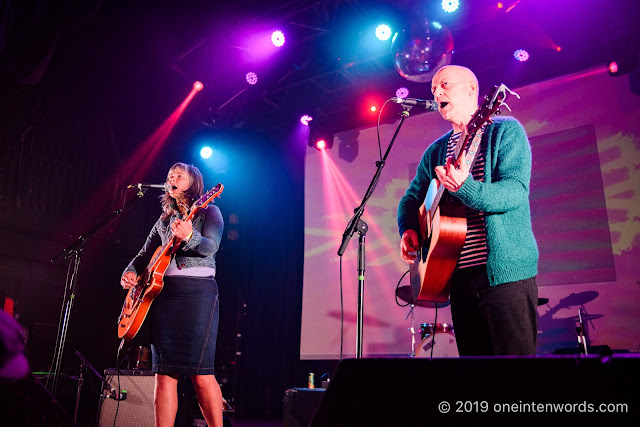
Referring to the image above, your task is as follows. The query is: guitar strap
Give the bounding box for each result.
[460,124,486,173]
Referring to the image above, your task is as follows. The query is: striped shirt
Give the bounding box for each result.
[446,131,488,268]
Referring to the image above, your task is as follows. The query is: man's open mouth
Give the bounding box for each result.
[440,102,449,108]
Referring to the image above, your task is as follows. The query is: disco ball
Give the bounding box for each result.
[392,19,454,83]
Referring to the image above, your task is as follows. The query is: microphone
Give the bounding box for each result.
[127,183,169,191]
[391,97,439,111]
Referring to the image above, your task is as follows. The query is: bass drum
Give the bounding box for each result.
[415,323,459,358]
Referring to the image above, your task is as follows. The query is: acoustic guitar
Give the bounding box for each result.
[117,183,224,340]
[409,84,518,303]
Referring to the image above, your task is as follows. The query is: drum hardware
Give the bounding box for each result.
[415,323,458,358]
[576,308,588,355]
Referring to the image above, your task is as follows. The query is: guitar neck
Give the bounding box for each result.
[148,207,201,267]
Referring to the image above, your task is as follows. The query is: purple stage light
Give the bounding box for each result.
[395,87,410,99]
[514,49,530,62]
[246,72,258,85]
[271,30,285,47]
[300,115,313,126]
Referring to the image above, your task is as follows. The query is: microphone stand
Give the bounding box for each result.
[47,188,148,398]
[337,106,412,358]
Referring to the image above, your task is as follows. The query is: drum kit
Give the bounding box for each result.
[396,286,458,358]
[397,286,553,358]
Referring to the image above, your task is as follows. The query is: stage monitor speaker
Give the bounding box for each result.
[311,355,639,426]
[1,374,74,426]
[98,369,155,427]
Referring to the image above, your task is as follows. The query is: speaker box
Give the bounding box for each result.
[98,369,155,427]
[311,355,639,426]
[283,388,326,427]
[0,374,75,426]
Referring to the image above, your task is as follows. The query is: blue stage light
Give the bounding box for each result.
[375,24,392,41]
[442,0,459,13]
[200,146,213,159]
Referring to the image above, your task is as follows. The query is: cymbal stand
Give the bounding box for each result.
[576,308,588,355]
[404,304,417,357]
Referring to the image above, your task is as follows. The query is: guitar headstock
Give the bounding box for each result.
[190,183,224,212]
[467,84,520,133]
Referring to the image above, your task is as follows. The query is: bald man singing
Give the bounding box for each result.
[397,66,539,356]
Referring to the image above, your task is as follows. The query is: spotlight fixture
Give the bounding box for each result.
[200,146,213,159]
[514,49,530,62]
[246,72,258,85]
[271,30,285,47]
[300,115,313,126]
[442,0,459,13]
[608,61,619,74]
[308,127,334,150]
[607,41,638,77]
[395,87,410,99]
[193,81,204,91]
[375,25,392,41]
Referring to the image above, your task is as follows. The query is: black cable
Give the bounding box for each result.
[394,270,411,307]
[112,339,125,427]
[430,303,438,359]
[339,256,344,361]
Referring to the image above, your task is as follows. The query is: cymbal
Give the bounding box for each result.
[557,291,598,307]
[326,310,391,327]
[396,286,450,308]
[568,313,603,322]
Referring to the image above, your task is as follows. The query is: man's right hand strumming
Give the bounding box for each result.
[400,229,419,264]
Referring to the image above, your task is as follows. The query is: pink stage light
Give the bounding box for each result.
[246,72,258,85]
[300,115,313,126]
[271,30,285,47]
[315,139,327,150]
[514,49,530,62]
[395,87,409,99]
[608,61,619,74]
[193,81,204,91]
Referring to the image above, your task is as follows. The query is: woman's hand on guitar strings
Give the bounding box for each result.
[171,218,193,242]
[400,229,419,264]
[434,150,470,193]
[121,271,138,289]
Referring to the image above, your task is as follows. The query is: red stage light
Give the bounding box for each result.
[608,61,619,74]
[316,139,327,150]
[193,81,204,91]
[370,105,377,112]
